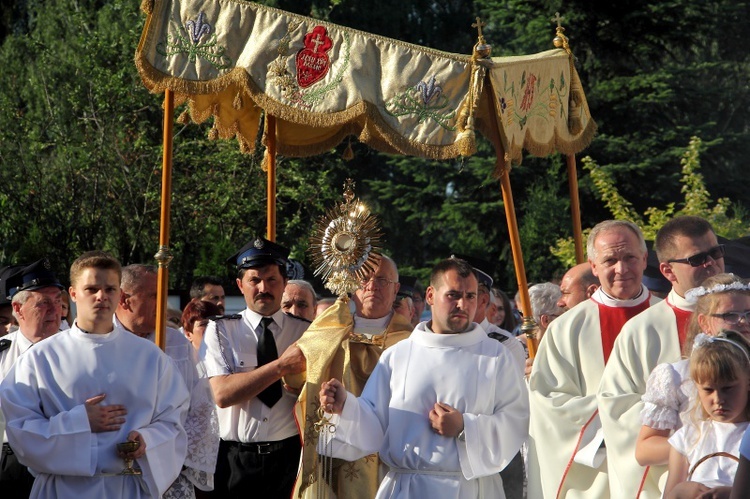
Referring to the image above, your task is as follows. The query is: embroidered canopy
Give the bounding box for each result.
[135,0,597,356]
[135,0,596,165]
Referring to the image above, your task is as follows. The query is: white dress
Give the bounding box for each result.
[0,325,190,498]
[326,322,529,499]
[669,420,748,488]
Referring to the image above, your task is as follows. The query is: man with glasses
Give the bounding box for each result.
[291,254,413,499]
[598,215,724,498]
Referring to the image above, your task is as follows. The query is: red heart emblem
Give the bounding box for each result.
[296,26,333,89]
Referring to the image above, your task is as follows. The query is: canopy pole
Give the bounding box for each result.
[266,115,277,242]
[154,89,175,352]
[498,159,538,358]
[567,154,585,264]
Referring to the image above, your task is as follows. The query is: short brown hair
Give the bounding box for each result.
[70,251,122,287]
[430,258,476,289]
[654,216,715,262]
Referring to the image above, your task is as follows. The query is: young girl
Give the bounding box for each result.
[663,330,750,498]
[636,274,750,468]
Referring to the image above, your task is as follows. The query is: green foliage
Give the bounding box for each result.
[551,137,749,266]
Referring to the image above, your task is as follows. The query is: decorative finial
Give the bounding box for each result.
[551,12,571,54]
[471,17,492,59]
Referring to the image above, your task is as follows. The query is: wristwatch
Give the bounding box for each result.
[457,429,466,442]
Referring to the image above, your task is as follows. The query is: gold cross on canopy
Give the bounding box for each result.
[472,17,486,42]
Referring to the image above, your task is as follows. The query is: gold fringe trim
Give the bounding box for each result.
[139,0,153,15]
[135,3,595,162]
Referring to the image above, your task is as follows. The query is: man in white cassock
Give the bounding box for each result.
[319,258,528,499]
[0,251,189,499]
[597,216,724,498]
[527,220,658,498]
[115,264,219,498]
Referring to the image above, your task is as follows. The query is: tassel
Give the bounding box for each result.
[239,139,251,154]
[177,110,190,124]
[261,149,270,172]
[342,139,354,161]
[208,125,219,141]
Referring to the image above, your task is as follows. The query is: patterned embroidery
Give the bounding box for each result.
[270,23,351,109]
[342,461,361,480]
[501,69,568,129]
[296,26,333,88]
[384,76,457,130]
[157,11,232,71]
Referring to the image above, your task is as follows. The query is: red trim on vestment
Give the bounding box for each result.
[636,465,650,498]
[556,410,600,499]
[598,299,651,363]
[666,300,692,351]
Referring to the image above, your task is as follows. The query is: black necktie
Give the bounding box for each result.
[256,317,283,407]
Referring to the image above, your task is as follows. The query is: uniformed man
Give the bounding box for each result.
[203,237,309,498]
[0,265,22,337]
[0,259,63,498]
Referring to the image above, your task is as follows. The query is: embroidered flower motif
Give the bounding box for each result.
[384,76,457,130]
[416,76,443,106]
[186,12,211,45]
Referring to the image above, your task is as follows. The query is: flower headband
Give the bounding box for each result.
[684,276,750,303]
[692,332,750,365]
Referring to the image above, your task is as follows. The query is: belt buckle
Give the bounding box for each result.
[256,443,273,455]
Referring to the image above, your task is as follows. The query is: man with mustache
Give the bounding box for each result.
[318,257,528,498]
[203,237,309,498]
[0,259,63,498]
[598,216,725,498]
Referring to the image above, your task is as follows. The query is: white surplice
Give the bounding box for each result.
[0,324,190,498]
[527,288,657,499]
[324,322,529,499]
[597,291,692,499]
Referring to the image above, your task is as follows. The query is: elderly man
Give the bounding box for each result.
[528,220,659,498]
[557,262,600,312]
[0,260,63,498]
[203,237,309,498]
[528,282,564,340]
[281,279,317,322]
[115,264,219,499]
[0,251,189,498]
[523,282,565,378]
[597,216,725,498]
[190,276,226,315]
[292,254,413,499]
[319,257,528,498]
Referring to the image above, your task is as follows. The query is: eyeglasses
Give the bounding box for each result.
[359,277,396,288]
[667,245,725,267]
[710,311,750,325]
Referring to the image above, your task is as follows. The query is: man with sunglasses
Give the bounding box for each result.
[598,215,724,498]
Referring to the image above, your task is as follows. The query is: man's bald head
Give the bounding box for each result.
[557,263,599,311]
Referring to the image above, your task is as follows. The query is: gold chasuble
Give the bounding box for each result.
[287,298,412,498]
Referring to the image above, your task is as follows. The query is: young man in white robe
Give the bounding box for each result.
[0,251,190,499]
[319,257,529,499]
[527,220,659,498]
[597,216,725,498]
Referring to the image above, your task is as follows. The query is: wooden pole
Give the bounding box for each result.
[498,160,539,358]
[567,154,585,264]
[266,115,277,242]
[154,89,175,352]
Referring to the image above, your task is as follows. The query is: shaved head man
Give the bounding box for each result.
[557,263,600,312]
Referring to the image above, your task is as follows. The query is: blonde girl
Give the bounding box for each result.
[663,330,750,498]
[636,274,750,468]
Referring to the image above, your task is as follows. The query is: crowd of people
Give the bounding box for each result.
[0,214,748,499]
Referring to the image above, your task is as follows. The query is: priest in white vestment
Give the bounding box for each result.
[0,251,189,499]
[319,258,529,499]
[528,220,656,498]
[597,216,724,498]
